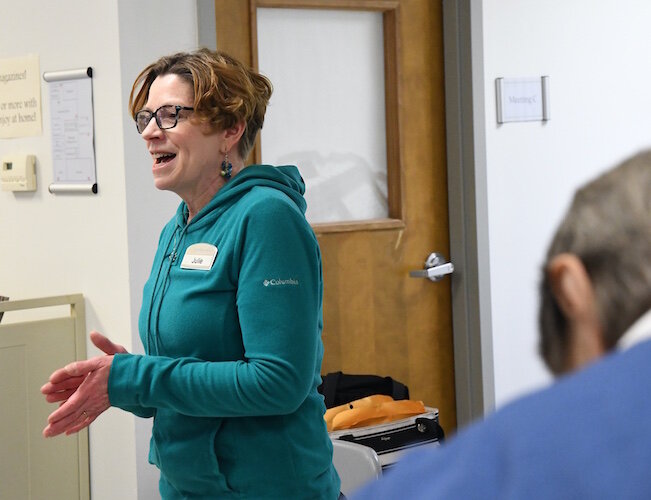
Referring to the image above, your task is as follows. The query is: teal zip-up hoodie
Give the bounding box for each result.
[108,165,340,499]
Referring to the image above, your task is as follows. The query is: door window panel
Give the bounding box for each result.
[256,8,388,224]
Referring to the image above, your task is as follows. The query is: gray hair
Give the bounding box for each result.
[539,150,651,374]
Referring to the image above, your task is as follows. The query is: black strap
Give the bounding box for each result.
[390,378,409,401]
[320,371,342,408]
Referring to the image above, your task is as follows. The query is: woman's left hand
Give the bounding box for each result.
[41,355,113,437]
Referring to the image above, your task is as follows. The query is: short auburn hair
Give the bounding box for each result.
[129,48,272,160]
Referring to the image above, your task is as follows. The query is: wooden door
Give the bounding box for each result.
[215,0,455,432]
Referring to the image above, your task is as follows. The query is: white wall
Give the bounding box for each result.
[0,1,199,498]
[481,0,651,406]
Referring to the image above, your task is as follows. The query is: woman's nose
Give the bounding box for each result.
[140,117,163,140]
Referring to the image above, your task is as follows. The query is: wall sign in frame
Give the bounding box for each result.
[43,67,98,194]
[496,76,550,124]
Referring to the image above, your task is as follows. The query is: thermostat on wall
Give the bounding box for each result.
[1,154,37,192]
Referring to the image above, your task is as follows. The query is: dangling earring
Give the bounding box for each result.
[221,152,233,180]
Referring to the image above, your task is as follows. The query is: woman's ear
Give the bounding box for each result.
[223,121,246,152]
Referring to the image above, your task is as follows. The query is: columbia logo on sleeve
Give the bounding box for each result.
[263,278,299,287]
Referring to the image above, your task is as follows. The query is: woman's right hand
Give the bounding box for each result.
[40,330,131,437]
[40,331,129,405]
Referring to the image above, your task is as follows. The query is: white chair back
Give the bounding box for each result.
[331,439,382,497]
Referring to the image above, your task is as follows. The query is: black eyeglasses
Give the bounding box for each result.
[134,105,194,134]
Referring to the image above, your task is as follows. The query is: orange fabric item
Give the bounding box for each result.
[324,395,426,432]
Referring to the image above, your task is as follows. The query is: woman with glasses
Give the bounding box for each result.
[41,48,340,500]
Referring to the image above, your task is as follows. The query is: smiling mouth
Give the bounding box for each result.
[153,153,176,165]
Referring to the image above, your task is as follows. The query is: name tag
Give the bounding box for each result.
[180,243,218,270]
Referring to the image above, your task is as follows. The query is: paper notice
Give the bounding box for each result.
[48,76,96,185]
[0,54,42,138]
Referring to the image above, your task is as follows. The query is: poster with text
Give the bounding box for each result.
[0,54,42,138]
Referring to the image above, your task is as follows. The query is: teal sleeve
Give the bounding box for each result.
[108,198,321,417]
[118,404,155,419]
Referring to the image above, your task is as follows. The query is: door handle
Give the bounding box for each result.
[409,253,454,282]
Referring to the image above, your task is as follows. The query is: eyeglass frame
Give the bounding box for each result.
[134,104,194,134]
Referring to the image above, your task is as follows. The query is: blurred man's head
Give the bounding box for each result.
[539,151,651,375]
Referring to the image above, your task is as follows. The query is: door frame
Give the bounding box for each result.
[198,0,495,428]
[442,0,494,426]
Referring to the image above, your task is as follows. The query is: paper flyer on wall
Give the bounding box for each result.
[43,67,97,194]
[0,54,42,138]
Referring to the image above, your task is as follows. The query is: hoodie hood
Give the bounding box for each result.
[174,165,307,232]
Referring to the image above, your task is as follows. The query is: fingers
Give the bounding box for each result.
[43,401,89,437]
[65,412,99,436]
[42,330,125,408]
[42,356,112,438]
[44,409,98,437]
[90,330,128,355]
[44,407,99,438]
[47,357,103,384]
[44,399,107,437]
[42,331,126,403]
[41,375,85,395]
[46,382,88,423]
[44,389,76,403]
